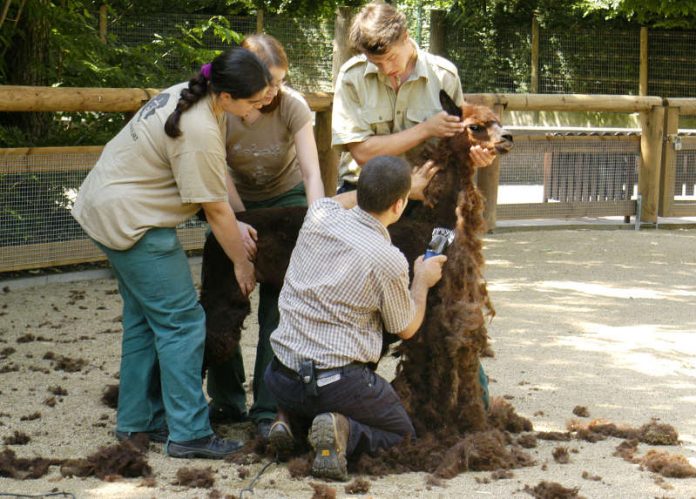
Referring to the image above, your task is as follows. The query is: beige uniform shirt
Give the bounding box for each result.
[72,82,228,250]
[332,45,464,186]
[226,87,312,201]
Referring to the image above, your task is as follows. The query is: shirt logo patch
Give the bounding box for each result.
[137,93,170,122]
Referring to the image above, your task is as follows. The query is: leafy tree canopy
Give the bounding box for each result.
[580,0,696,28]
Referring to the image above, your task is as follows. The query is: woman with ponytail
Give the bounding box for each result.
[72,47,271,459]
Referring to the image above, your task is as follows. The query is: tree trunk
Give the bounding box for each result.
[1,0,53,142]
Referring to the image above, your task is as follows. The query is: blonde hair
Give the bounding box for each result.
[241,34,289,72]
[349,3,408,55]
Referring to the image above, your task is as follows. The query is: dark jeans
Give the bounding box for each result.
[264,361,415,457]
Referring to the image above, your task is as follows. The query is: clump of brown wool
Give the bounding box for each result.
[173,466,216,488]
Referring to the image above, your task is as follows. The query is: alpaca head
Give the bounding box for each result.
[419,91,513,219]
[438,90,513,156]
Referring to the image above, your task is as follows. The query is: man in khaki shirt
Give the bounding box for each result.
[332,2,494,190]
[330,2,494,411]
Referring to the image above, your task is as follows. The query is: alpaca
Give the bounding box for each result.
[200,92,513,436]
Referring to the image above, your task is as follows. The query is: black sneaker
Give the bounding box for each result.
[308,413,349,481]
[115,428,169,443]
[256,419,273,441]
[208,401,248,424]
[167,434,243,459]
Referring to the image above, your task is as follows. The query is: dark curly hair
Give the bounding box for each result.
[165,47,271,138]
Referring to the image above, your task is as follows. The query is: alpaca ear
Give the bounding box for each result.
[439,90,462,119]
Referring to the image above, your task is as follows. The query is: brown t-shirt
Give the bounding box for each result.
[226,86,312,201]
[72,82,228,250]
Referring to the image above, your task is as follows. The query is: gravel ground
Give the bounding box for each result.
[0,227,695,498]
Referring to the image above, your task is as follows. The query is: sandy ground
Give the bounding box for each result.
[1,227,696,498]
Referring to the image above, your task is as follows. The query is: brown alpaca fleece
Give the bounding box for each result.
[568,418,679,445]
[0,448,56,479]
[523,481,584,498]
[173,466,216,488]
[60,438,151,480]
[639,450,696,478]
[201,95,517,477]
[101,383,119,409]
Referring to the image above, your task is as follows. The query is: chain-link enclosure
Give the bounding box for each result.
[539,29,640,95]
[106,11,696,97]
[5,10,696,274]
[0,148,206,272]
[264,16,334,93]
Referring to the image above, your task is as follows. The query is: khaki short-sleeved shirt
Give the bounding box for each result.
[72,82,228,250]
[332,45,464,186]
[226,86,312,201]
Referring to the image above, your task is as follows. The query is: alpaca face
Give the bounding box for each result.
[439,90,513,156]
[461,105,513,155]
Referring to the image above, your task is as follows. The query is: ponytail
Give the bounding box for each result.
[164,73,209,138]
[164,48,270,139]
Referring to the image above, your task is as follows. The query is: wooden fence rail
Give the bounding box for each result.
[1,85,695,272]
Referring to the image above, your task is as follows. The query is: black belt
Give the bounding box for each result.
[272,357,366,381]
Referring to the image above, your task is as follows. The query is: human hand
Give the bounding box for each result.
[424,111,466,138]
[234,258,256,297]
[237,220,258,260]
[410,160,440,200]
[413,254,447,288]
[469,145,496,168]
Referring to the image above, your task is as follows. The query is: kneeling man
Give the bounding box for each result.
[264,155,446,480]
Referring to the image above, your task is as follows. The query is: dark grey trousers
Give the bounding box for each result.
[264,360,415,457]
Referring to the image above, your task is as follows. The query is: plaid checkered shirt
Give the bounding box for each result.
[270,198,416,371]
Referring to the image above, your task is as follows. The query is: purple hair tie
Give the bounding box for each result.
[200,63,212,80]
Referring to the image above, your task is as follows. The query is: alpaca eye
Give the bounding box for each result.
[469,125,483,132]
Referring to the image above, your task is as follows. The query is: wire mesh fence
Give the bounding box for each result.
[445,23,531,93]
[539,28,641,95]
[649,30,696,98]
[0,148,206,272]
[264,16,335,93]
[6,11,696,273]
[105,10,696,97]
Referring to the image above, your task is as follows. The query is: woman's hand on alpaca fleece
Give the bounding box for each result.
[410,160,440,201]
[234,258,256,297]
[237,221,258,260]
[469,145,496,168]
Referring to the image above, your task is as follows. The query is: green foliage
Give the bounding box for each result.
[580,0,696,28]
[0,2,255,147]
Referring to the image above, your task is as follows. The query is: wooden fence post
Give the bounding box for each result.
[256,9,263,33]
[478,104,505,231]
[530,14,539,93]
[315,110,338,196]
[639,105,665,223]
[639,27,648,96]
[429,10,446,57]
[319,6,354,195]
[659,105,679,216]
[99,4,107,44]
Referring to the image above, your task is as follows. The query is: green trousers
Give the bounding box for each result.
[98,228,213,442]
[206,183,308,424]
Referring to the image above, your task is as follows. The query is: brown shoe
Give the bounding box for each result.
[308,412,349,481]
[268,420,295,458]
